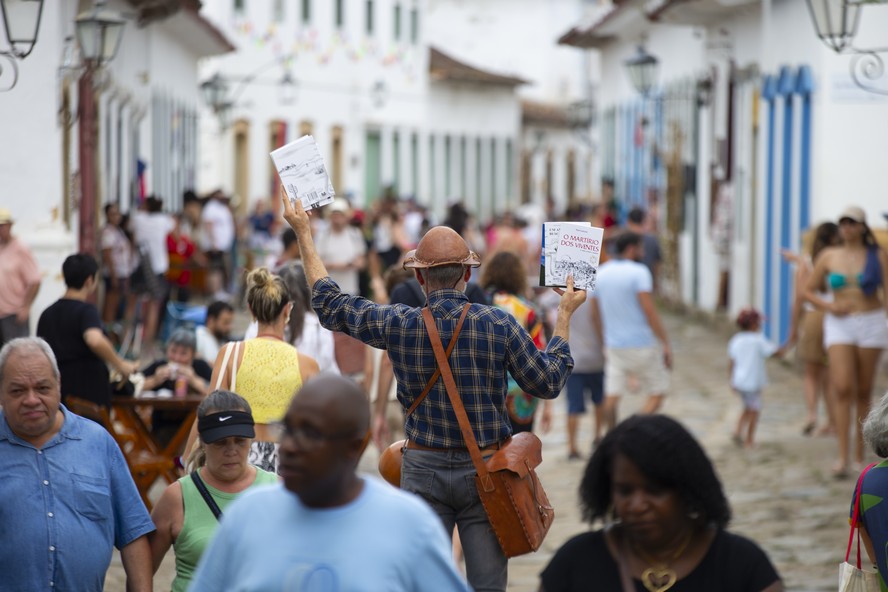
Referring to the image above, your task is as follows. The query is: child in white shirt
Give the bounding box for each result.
[728,308,782,448]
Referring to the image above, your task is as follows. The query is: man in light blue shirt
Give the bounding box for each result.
[591,232,672,430]
[0,337,155,592]
[189,374,470,592]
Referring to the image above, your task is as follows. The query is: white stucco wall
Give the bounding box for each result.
[1,0,228,327]
[592,0,888,318]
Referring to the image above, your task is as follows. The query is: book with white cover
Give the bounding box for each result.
[270,135,335,211]
[539,221,604,291]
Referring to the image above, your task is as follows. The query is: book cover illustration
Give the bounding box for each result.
[539,221,603,291]
[270,135,335,211]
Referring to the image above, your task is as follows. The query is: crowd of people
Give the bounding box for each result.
[1,185,886,591]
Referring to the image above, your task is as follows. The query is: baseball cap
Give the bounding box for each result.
[198,410,255,443]
[0,208,13,224]
[839,205,866,224]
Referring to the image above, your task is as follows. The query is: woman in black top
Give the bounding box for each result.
[540,415,783,592]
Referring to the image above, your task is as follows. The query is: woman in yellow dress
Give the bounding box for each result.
[185,267,319,472]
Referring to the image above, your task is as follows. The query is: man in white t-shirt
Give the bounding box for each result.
[130,197,175,349]
[591,231,672,429]
[200,191,235,299]
[314,199,366,295]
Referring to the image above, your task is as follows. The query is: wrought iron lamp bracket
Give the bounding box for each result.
[846,45,888,95]
[0,50,19,91]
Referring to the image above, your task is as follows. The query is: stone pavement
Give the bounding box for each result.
[104,308,888,591]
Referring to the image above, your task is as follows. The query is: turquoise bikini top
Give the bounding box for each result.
[828,272,864,290]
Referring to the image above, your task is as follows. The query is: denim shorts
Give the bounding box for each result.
[566,371,604,414]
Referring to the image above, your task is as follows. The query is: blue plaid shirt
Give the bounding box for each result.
[312,277,573,448]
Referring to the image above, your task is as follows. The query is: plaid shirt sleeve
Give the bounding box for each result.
[311,276,399,349]
[505,320,574,400]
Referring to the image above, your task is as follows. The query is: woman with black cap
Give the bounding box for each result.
[148,390,278,592]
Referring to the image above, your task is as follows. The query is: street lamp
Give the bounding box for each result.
[279,70,297,105]
[567,99,596,146]
[0,0,45,91]
[624,45,659,97]
[75,0,125,67]
[200,63,299,129]
[371,79,387,108]
[75,0,126,256]
[200,72,229,113]
[804,0,888,95]
[804,0,861,53]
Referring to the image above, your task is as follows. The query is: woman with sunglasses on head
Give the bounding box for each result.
[149,390,278,592]
[804,206,888,479]
[539,415,782,592]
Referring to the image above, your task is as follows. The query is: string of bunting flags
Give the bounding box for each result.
[230,18,417,79]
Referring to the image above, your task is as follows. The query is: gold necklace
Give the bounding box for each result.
[629,531,693,592]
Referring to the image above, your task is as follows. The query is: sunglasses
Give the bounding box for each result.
[838,218,860,225]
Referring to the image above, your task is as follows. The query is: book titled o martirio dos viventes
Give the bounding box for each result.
[539,221,604,292]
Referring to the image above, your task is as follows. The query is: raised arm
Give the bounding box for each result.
[281,188,330,289]
[551,275,587,343]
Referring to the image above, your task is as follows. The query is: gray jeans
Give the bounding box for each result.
[401,448,507,592]
[0,314,28,347]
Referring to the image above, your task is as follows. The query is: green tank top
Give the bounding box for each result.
[172,467,278,592]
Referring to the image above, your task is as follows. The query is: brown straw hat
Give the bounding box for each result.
[402,226,481,270]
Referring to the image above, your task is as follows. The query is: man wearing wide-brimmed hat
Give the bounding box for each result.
[0,208,41,347]
[281,191,586,592]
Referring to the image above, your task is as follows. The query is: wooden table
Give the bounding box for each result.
[111,393,203,486]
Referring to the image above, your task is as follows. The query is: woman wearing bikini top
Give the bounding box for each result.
[804,205,888,479]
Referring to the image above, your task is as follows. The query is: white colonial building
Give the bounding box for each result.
[0,0,232,326]
[560,0,888,341]
[197,0,598,222]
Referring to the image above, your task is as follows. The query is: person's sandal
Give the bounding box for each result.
[802,421,816,437]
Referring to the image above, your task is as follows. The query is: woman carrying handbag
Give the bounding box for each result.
[841,462,879,592]
[842,392,888,592]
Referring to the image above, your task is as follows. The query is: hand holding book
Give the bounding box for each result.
[539,221,604,291]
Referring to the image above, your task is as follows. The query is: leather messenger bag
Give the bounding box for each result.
[422,307,555,558]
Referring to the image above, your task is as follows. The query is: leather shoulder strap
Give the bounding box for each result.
[422,305,488,479]
[406,304,470,416]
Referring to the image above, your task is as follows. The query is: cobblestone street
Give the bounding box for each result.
[105,308,888,591]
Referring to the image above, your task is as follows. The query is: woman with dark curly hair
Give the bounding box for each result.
[540,415,782,592]
[479,250,551,434]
